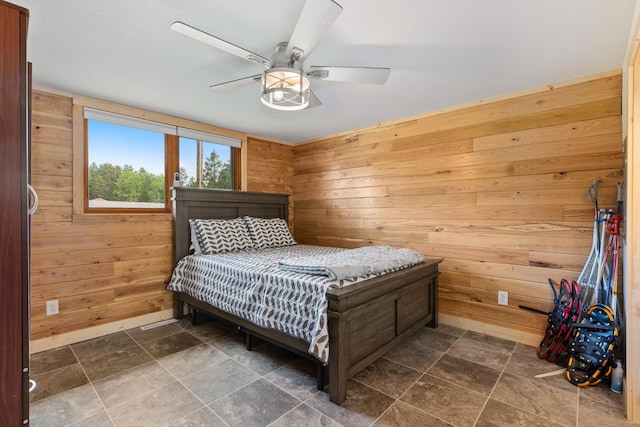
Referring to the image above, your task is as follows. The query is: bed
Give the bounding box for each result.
[169,187,441,404]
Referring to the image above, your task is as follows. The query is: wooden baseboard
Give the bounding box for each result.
[439,313,543,347]
[29,309,175,354]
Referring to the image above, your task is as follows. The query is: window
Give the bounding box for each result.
[179,138,232,189]
[81,106,242,214]
[176,128,241,190]
[87,119,169,209]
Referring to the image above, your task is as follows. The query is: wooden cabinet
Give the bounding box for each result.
[0,1,30,424]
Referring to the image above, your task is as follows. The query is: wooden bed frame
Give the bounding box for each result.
[171,187,440,404]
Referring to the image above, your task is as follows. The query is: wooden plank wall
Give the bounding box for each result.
[626,25,640,421]
[293,72,624,340]
[30,91,174,341]
[246,136,295,227]
[29,91,293,341]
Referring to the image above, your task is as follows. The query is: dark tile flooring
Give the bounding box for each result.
[28,316,633,426]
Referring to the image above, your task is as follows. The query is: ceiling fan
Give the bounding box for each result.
[171,0,391,111]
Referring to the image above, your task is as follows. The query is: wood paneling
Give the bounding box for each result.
[293,71,624,338]
[625,20,640,422]
[246,136,295,227]
[30,90,174,340]
[246,136,294,193]
[29,91,290,342]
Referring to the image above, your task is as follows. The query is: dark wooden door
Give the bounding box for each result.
[0,1,30,425]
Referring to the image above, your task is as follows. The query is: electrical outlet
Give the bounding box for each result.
[46,300,59,316]
[498,291,508,306]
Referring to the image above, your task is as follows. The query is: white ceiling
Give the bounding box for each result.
[15,0,637,143]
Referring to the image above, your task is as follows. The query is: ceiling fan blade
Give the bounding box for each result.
[210,74,262,91]
[308,66,391,84]
[171,21,270,68]
[285,0,342,60]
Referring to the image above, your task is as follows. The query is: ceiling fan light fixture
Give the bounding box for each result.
[261,68,310,111]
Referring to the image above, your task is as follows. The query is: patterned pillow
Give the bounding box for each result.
[189,218,254,254]
[243,216,296,248]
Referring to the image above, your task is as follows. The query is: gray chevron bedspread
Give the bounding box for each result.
[167,244,425,363]
[278,245,425,280]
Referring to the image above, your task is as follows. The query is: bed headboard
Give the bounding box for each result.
[172,187,290,263]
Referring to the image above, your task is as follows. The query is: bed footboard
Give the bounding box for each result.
[326,258,440,404]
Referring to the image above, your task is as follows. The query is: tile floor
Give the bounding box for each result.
[29,315,633,427]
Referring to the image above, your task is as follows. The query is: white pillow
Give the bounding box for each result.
[189,221,203,254]
[189,218,254,254]
[243,216,296,249]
